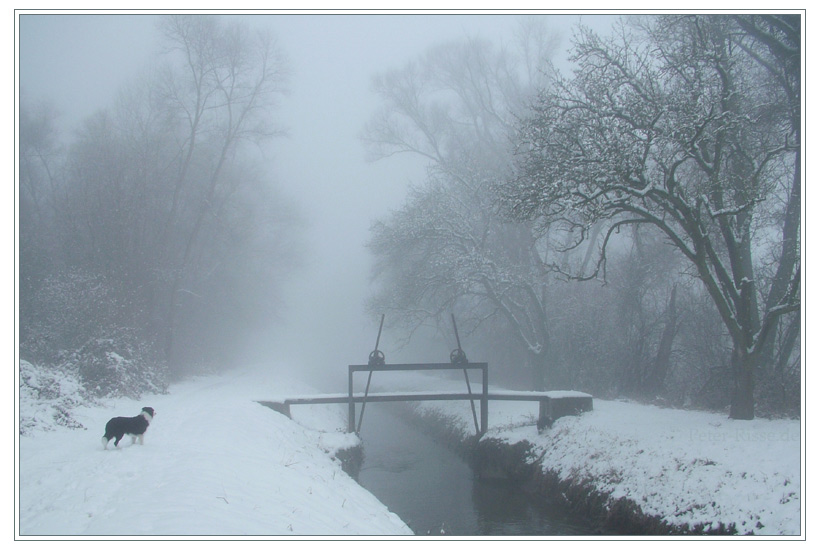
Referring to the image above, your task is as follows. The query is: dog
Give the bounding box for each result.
[102,407,155,449]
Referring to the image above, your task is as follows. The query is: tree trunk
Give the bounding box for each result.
[729,346,756,419]
[645,285,677,394]
[758,146,801,369]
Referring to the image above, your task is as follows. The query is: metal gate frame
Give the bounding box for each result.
[348,362,489,435]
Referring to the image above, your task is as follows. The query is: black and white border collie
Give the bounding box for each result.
[102,407,155,449]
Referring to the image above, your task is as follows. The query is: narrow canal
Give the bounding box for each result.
[354,405,593,536]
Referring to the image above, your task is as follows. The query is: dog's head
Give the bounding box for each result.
[141,407,155,419]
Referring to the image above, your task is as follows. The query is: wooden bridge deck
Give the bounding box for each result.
[264,389,590,404]
[260,389,592,434]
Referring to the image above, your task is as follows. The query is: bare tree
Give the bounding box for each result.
[18,15,296,391]
[502,15,800,419]
[364,25,566,389]
[155,15,289,367]
[19,100,64,358]
[369,173,557,388]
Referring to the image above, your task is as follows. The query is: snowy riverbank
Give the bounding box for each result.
[396,373,803,536]
[17,364,802,537]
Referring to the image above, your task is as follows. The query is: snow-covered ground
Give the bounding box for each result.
[391,373,803,536]
[17,364,412,538]
[17,364,802,538]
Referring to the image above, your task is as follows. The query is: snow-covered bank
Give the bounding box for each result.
[17,364,803,537]
[394,373,802,536]
[507,401,801,536]
[17,365,412,537]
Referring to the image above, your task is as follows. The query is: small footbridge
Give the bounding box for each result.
[262,316,592,436]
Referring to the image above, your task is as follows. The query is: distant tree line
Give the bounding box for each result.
[19,15,299,396]
[364,15,800,419]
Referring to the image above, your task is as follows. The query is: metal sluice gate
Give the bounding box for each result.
[261,314,592,435]
[350,314,487,435]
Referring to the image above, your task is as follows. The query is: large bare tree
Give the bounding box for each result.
[502,15,801,419]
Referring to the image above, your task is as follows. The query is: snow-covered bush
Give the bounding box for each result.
[19,360,86,434]
[20,268,123,364]
[20,266,170,399]
[73,329,168,399]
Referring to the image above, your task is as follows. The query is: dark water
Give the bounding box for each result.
[355,407,591,536]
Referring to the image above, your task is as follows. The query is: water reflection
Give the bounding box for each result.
[472,478,586,536]
[356,405,590,536]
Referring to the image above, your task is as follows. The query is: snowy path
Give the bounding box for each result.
[18,367,412,537]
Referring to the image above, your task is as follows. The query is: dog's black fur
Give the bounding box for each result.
[102,407,155,449]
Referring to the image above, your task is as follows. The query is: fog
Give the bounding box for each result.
[18,12,611,388]
[18,10,803,426]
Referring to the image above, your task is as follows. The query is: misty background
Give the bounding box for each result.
[17,13,601,379]
[18,13,801,418]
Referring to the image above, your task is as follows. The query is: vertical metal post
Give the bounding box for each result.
[481,363,488,435]
[463,368,480,435]
[538,398,551,432]
[348,366,355,433]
